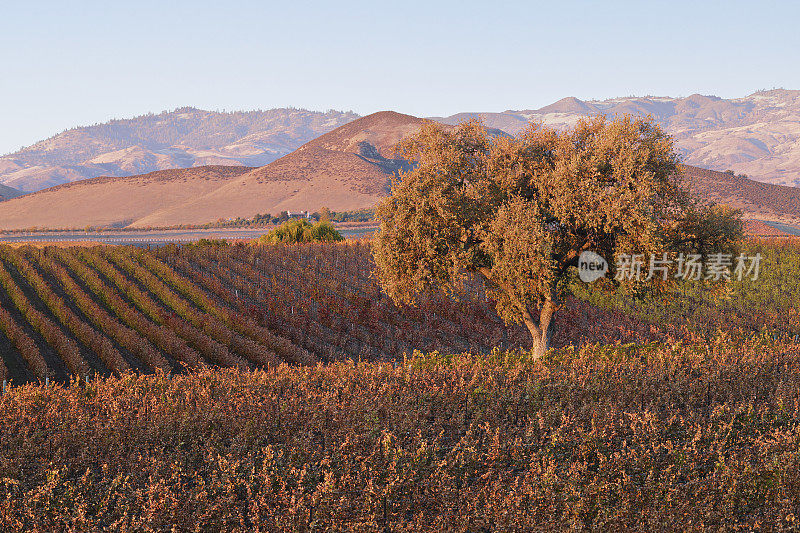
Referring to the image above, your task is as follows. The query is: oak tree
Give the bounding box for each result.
[373,115,742,358]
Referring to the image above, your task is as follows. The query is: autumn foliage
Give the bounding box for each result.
[0,339,799,531]
[373,116,742,358]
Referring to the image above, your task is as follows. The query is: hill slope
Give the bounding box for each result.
[0,166,251,229]
[435,90,800,186]
[2,113,800,230]
[0,184,24,201]
[0,108,358,192]
[129,111,427,227]
[0,112,431,229]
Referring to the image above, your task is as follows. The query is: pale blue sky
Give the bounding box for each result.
[1,0,797,155]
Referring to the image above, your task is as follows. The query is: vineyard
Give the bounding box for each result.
[0,240,799,529]
[0,245,314,383]
[1,239,798,384]
[0,241,679,384]
[1,341,799,530]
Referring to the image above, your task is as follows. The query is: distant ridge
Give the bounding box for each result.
[0,108,358,192]
[4,90,800,193]
[681,164,800,223]
[434,89,800,186]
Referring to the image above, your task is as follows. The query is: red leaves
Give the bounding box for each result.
[0,249,86,377]
[1,345,799,529]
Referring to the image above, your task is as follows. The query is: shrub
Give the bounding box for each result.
[253,219,343,244]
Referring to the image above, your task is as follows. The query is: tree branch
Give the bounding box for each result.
[477,266,544,337]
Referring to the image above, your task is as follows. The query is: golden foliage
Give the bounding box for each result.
[0,341,798,530]
[374,116,743,357]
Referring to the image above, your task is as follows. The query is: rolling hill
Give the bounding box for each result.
[2,111,800,230]
[0,166,252,229]
[0,108,358,192]
[129,111,428,228]
[435,89,800,186]
[0,112,430,229]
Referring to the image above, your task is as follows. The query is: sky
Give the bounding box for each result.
[1,0,798,155]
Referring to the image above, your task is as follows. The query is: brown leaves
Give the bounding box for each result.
[1,341,799,530]
[374,115,742,354]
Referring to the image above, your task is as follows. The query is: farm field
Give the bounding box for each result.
[0,239,799,384]
[0,240,655,384]
[0,240,799,530]
[0,241,531,383]
[1,340,799,530]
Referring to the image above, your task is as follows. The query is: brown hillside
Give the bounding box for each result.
[22,165,251,196]
[131,160,800,229]
[128,112,429,227]
[0,112,430,230]
[295,110,429,157]
[0,166,251,229]
[681,164,800,223]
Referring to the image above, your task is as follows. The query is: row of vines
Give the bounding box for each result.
[0,245,310,382]
[2,238,790,383]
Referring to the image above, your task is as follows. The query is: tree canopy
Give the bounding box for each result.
[254,219,343,245]
[372,115,743,358]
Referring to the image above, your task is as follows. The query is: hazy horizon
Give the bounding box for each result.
[5,88,796,156]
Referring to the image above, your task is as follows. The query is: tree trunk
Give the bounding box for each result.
[475,267,558,359]
[524,299,557,359]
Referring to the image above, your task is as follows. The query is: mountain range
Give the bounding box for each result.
[0,112,427,229]
[0,108,358,192]
[432,89,800,187]
[1,110,800,230]
[2,90,800,194]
